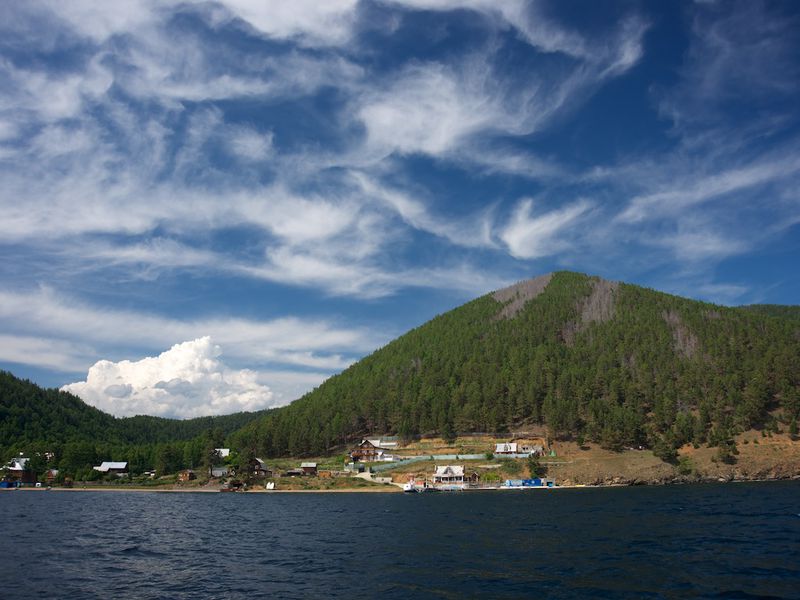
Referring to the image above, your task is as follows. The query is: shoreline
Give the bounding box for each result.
[3,475,798,494]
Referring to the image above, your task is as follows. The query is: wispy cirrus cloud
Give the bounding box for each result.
[0,286,380,369]
[500,198,595,260]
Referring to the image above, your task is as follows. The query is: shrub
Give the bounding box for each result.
[676,456,695,476]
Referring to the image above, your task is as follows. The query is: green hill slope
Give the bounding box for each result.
[234,272,800,457]
[0,370,266,449]
[0,370,268,478]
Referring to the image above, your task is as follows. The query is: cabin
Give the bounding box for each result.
[177,469,196,482]
[432,465,464,484]
[350,439,381,462]
[300,462,318,476]
[2,458,36,484]
[248,458,272,478]
[494,442,518,454]
[45,469,59,484]
[93,461,129,476]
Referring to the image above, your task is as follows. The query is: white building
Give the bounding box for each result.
[494,442,518,454]
[93,461,128,475]
[432,465,464,484]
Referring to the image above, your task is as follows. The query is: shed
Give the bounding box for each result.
[300,462,318,476]
[177,469,197,482]
[210,466,229,478]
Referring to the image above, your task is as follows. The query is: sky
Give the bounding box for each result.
[1,1,799,419]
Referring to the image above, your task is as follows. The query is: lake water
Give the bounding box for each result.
[2,481,799,599]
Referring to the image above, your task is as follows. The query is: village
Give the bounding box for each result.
[1,434,559,492]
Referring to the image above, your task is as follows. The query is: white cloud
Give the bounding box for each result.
[227,128,274,161]
[657,1,799,130]
[37,0,160,43]
[357,62,496,158]
[617,155,800,224]
[653,227,748,262]
[0,287,381,371]
[62,337,275,418]
[210,0,361,47]
[352,172,497,248]
[350,13,646,164]
[0,334,96,373]
[500,198,594,259]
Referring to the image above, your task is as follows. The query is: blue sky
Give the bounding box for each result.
[1,1,798,418]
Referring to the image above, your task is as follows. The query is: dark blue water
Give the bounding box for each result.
[2,481,799,599]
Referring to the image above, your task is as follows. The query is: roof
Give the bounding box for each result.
[6,458,29,471]
[364,438,398,449]
[215,448,231,457]
[94,461,128,471]
[433,465,464,477]
[300,462,317,468]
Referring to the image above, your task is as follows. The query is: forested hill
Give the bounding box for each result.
[0,370,266,451]
[233,271,800,457]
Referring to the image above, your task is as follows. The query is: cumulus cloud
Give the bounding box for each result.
[62,337,275,418]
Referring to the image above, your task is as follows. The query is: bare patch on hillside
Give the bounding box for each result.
[561,278,619,345]
[492,273,552,320]
[663,309,700,359]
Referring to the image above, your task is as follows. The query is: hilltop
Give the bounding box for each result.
[234,271,800,461]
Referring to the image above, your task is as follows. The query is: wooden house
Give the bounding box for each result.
[3,458,37,484]
[350,439,381,462]
[300,462,318,476]
[432,465,464,484]
[248,458,272,478]
[177,469,196,482]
